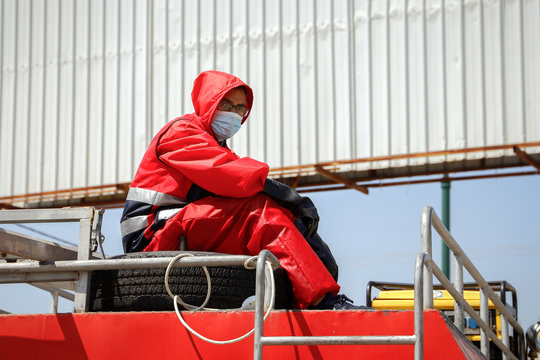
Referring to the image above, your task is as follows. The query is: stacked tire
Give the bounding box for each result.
[89,251,294,312]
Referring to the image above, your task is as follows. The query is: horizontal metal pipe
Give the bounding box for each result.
[430,212,523,334]
[0,254,281,274]
[0,208,95,223]
[0,272,78,284]
[261,335,417,346]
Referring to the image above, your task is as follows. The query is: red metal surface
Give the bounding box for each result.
[0,309,480,359]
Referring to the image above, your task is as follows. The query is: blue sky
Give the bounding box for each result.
[1,170,539,333]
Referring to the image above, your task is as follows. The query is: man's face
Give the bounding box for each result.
[217,87,248,117]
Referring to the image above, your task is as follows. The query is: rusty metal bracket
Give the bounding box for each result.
[314,165,369,194]
[513,146,540,172]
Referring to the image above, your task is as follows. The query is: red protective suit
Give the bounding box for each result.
[120,70,339,308]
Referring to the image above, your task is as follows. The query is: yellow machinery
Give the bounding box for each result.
[366,281,523,358]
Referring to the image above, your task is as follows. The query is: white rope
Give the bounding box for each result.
[164,253,276,344]
[165,253,212,311]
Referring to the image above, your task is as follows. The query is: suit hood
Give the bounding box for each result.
[191,71,254,128]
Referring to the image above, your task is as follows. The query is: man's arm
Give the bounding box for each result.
[156,121,269,198]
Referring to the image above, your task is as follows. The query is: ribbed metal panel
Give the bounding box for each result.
[1,0,539,200]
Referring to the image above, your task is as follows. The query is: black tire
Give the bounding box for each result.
[89,251,294,312]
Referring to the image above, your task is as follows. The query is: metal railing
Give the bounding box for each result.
[420,206,525,360]
[0,207,103,312]
[2,206,525,359]
[1,207,425,358]
[0,207,279,313]
[252,251,424,359]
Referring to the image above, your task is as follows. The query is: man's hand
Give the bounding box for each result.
[263,179,319,237]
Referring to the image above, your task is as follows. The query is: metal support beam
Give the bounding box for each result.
[314,165,369,194]
[0,227,79,261]
[0,207,95,223]
[513,146,540,171]
[32,283,75,301]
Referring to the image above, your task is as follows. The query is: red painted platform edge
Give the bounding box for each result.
[0,309,481,360]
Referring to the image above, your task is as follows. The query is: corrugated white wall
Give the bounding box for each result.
[1,0,539,198]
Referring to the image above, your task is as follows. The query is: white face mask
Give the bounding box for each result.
[211,110,243,141]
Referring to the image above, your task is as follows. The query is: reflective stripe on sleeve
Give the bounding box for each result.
[120,215,149,237]
[127,187,187,206]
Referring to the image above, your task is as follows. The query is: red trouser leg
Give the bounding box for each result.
[143,193,340,308]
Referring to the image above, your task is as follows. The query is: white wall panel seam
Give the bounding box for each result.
[313,0,319,163]
[386,0,391,160]
[11,0,18,196]
[519,0,526,141]
[115,0,122,184]
[422,0,428,155]
[145,0,152,144]
[404,0,410,160]
[442,0,448,156]
[55,0,62,190]
[40,1,47,195]
[84,0,90,189]
[460,0,468,150]
[331,0,337,162]
[212,0,216,71]
[499,0,506,143]
[25,0,33,196]
[245,0,250,155]
[100,0,106,186]
[262,0,267,163]
[180,0,185,119]
[70,0,76,190]
[229,0,233,74]
[347,0,357,159]
[368,0,373,158]
[131,0,136,180]
[279,0,284,169]
[196,0,200,74]
[296,0,301,166]
[479,0,487,150]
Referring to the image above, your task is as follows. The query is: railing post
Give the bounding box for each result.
[414,253,426,360]
[481,288,490,359]
[421,206,434,308]
[74,216,93,313]
[50,290,59,314]
[453,254,464,332]
[254,250,269,360]
[501,314,510,360]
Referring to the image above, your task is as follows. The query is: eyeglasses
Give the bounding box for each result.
[217,99,248,116]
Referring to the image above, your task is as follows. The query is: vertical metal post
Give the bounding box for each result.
[421,206,433,308]
[254,250,269,360]
[74,216,93,313]
[50,291,59,314]
[453,254,464,332]
[414,253,425,360]
[501,314,510,360]
[480,288,490,359]
[441,174,451,278]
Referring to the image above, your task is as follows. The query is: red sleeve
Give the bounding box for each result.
[156,120,269,198]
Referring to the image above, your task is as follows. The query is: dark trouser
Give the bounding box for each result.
[294,219,339,282]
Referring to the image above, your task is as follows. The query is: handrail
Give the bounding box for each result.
[252,249,424,360]
[421,206,525,360]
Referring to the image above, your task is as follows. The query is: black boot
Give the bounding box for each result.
[311,293,371,310]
